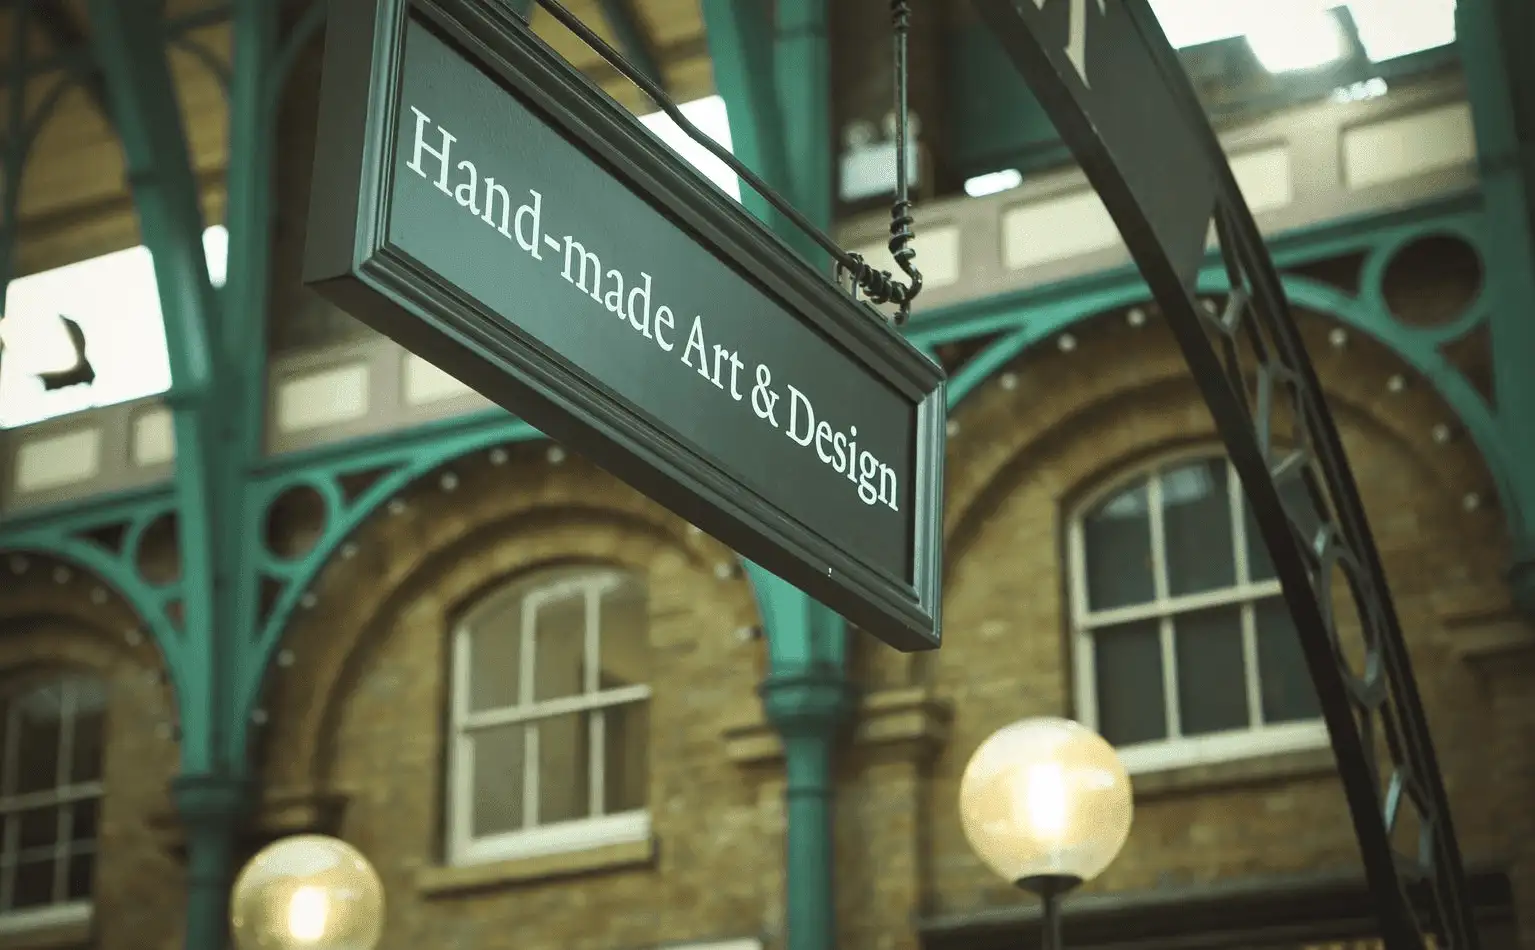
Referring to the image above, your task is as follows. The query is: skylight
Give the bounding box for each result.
[0,225,227,429]
[1148,0,1458,72]
[638,95,741,201]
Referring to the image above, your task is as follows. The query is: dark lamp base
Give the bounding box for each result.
[1014,873,1084,897]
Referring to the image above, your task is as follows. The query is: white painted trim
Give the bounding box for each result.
[0,899,91,934]
[456,810,651,867]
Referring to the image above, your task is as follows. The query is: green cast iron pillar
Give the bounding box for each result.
[1457,0,1535,616]
[87,0,286,946]
[702,3,857,950]
[761,665,859,950]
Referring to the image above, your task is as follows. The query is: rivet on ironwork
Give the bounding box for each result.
[388,499,407,515]
[1126,307,1147,327]
[1000,372,1018,390]
[440,472,459,492]
[1387,374,1407,393]
[251,709,269,726]
[1462,493,1481,512]
[277,649,296,668]
[1058,333,1078,352]
[341,542,359,560]
[90,588,107,605]
[7,556,26,574]
[946,420,960,437]
[1202,298,1218,314]
[52,566,71,584]
[547,445,567,464]
[124,629,144,647]
[713,562,735,581]
[1329,328,1348,348]
[735,625,761,643]
[1432,424,1452,445]
[301,592,318,610]
[489,448,509,465]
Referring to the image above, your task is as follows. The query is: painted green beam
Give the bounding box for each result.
[34,0,113,118]
[700,0,791,234]
[1456,0,1535,615]
[509,0,534,19]
[597,0,666,92]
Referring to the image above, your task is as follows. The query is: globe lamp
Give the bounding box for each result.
[230,834,385,950]
[959,717,1133,950]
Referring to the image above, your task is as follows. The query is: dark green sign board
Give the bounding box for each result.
[303,0,946,650]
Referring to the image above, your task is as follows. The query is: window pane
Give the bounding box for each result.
[600,578,650,687]
[1093,619,1167,745]
[69,706,105,787]
[10,857,55,909]
[13,686,64,795]
[469,724,525,838]
[536,712,592,825]
[66,850,93,902]
[467,599,522,713]
[1083,482,1155,610]
[1246,478,1323,582]
[17,807,58,852]
[70,800,98,846]
[1256,598,1321,723]
[1161,460,1236,596]
[1173,606,1249,736]
[532,591,587,702]
[602,701,649,813]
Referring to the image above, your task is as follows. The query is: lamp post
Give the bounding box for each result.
[229,834,386,950]
[958,717,1134,950]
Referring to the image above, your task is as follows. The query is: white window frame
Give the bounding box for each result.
[446,569,652,867]
[1068,450,1330,775]
[0,676,104,932]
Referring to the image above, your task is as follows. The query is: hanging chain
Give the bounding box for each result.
[531,0,923,326]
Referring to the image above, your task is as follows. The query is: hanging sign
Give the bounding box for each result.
[303,0,946,650]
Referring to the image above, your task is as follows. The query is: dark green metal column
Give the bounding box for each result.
[1458,0,1535,615]
[702,4,856,950]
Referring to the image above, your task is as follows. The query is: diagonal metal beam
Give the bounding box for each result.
[596,0,665,92]
[34,0,113,120]
[508,0,532,18]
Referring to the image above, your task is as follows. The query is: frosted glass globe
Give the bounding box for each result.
[230,835,384,950]
[959,717,1133,885]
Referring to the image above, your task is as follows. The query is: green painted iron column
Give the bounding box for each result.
[703,3,857,950]
[87,0,286,945]
[1457,0,1535,616]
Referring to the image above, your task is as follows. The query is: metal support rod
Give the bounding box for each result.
[528,0,921,319]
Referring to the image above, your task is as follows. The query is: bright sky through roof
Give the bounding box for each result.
[1147,0,1457,69]
[638,95,741,201]
[0,225,227,429]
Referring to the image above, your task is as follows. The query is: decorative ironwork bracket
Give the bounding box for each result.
[971,2,1478,950]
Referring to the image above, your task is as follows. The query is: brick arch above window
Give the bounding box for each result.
[1066,448,1327,775]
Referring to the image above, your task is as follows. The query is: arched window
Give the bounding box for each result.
[1068,454,1326,774]
[0,674,106,929]
[447,565,650,865]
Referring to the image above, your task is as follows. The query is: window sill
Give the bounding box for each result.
[1131,745,1338,800]
[0,904,92,950]
[417,835,657,897]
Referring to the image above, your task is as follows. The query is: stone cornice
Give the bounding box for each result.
[1432,582,1535,666]
[724,685,952,767]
